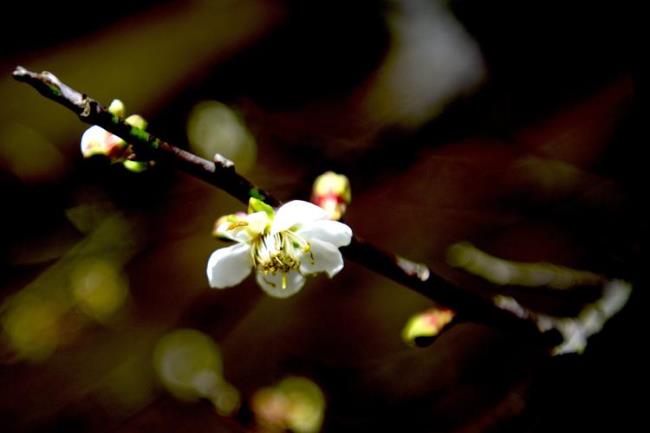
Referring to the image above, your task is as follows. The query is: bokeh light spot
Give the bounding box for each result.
[0,123,67,183]
[252,376,325,433]
[70,258,129,323]
[187,100,256,173]
[1,296,63,362]
[153,328,239,414]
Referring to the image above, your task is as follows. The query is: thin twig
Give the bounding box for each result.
[12,66,557,344]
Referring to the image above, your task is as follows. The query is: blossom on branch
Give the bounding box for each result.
[207,198,352,298]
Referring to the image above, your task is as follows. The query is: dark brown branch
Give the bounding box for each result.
[12,66,556,345]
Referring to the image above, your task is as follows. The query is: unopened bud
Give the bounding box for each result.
[80,125,127,160]
[80,103,150,173]
[108,99,126,117]
[402,307,455,347]
[125,114,148,130]
[311,171,351,220]
[123,160,149,173]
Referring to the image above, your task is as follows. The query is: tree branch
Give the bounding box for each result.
[12,66,558,345]
[12,66,277,207]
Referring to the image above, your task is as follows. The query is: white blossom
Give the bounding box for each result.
[207,199,352,298]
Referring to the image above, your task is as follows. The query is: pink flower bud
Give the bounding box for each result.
[311,171,351,220]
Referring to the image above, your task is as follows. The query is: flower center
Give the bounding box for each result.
[252,231,311,288]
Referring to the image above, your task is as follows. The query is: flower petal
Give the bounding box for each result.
[214,211,270,243]
[296,220,352,247]
[246,211,271,237]
[214,213,251,242]
[207,243,252,288]
[272,200,327,233]
[80,126,107,156]
[300,238,344,277]
[256,271,305,298]
[80,125,125,158]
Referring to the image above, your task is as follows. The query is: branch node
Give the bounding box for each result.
[213,153,235,169]
[396,256,430,282]
[12,65,29,79]
[80,97,93,118]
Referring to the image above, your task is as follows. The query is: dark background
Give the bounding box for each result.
[1,1,644,432]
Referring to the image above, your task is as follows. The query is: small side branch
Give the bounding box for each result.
[12,66,557,345]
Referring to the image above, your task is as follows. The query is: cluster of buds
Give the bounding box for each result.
[80,99,149,172]
[310,171,351,221]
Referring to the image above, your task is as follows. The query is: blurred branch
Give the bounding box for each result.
[13,67,560,346]
[446,241,606,291]
[446,242,631,354]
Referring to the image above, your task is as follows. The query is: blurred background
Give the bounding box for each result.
[0,0,644,432]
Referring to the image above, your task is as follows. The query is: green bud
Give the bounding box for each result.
[248,197,275,217]
[108,99,126,117]
[123,160,148,173]
[402,308,455,347]
[125,114,148,130]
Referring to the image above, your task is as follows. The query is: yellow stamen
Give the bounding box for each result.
[228,221,249,230]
